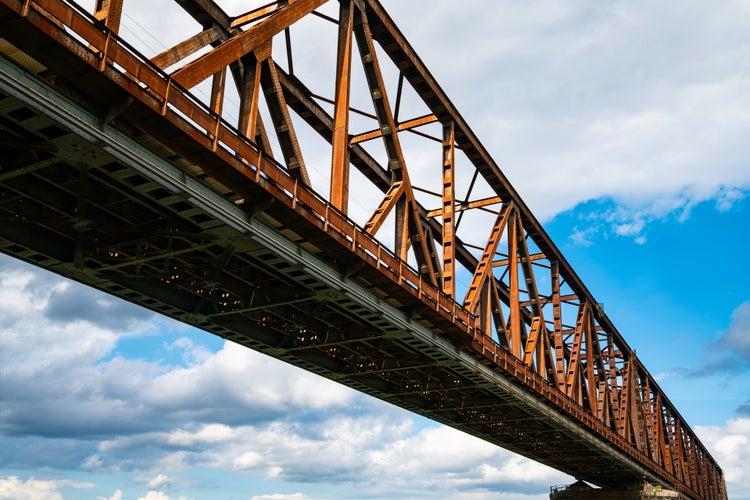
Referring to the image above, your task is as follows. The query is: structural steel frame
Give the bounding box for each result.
[0,0,726,497]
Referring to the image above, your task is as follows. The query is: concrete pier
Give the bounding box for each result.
[550,481,682,499]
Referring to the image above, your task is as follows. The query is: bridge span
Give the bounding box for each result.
[0,0,726,497]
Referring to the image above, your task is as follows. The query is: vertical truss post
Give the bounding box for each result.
[478,283,493,336]
[584,315,596,413]
[651,393,665,465]
[490,280,509,348]
[93,0,124,33]
[596,380,609,425]
[682,428,698,489]
[565,301,590,401]
[522,317,541,368]
[395,198,408,261]
[607,334,622,430]
[551,261,565,391]
[629,369,645,451]
[660,400,674,475]
[441,121,456,298]
[238,53,264,146]
[330,0,354,212]
[210,68,226,115]
[667,410,681,479]
[508,211,522,359]
[642,381,658,462]
[618,359,632,440]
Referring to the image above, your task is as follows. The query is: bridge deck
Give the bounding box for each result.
[0,0,725,498]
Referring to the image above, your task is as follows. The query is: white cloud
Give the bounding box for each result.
[137,492,171,500]
[692,301,750,376]
[720,301,750,360]
[0,477,63,500]
[570,226,597,246]
[144,474,171,489]
[0,258,358,445]
[234,451,264,471]
[97,490,123,500]
[382,0,750,238]
[165,424,234,447]
[370,426,566,493]
[251,494,307,500]
[697,418,750,500]
[96,415,567,497]
[2,263,475,492]
[0,476,93,500]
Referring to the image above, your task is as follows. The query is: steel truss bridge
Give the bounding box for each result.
[0,0,726,497]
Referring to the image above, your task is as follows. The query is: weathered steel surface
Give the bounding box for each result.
[0,0,726,498]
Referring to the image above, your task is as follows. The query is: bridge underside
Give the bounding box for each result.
[0,23,659,491]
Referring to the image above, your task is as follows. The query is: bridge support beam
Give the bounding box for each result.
[550,481,683,500]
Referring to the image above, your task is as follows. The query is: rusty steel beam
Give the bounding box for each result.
[93,0,123,32]
[350,113,437,145]
[172,0,327,89]
[258,44,311,185]
[441,121,455,298]
[230,2,285,29]
[330,0,354,212]
[151,25,224,69]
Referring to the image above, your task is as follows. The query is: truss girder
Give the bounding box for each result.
[0,0,726,497]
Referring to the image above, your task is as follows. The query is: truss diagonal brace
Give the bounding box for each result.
[171,0,328,89]
[151,25,224,70]
[463,203,513,313]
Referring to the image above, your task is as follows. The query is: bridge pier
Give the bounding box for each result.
[550,481,682,499]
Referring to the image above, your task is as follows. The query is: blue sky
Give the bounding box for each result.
[1,1,750,499]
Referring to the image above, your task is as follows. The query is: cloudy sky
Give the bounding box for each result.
[1,0,749,499]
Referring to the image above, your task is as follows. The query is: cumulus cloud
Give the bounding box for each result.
[719,301,750,360]
[0,476,93,500]
[697,418,750,499]
[691,301,750,376]
[251,495,307,500]
[1,261,355,432]
[97,491,123,500]
[86,418,567,497]
[383,0,750,240]
[0,257,570,498]
[43,281,155,331]
[143,474,171,489]
[136,492,191,500]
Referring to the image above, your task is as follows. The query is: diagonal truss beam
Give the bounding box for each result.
[171,0,328,89]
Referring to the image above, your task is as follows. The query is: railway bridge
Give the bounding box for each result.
[0,0,727,497]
